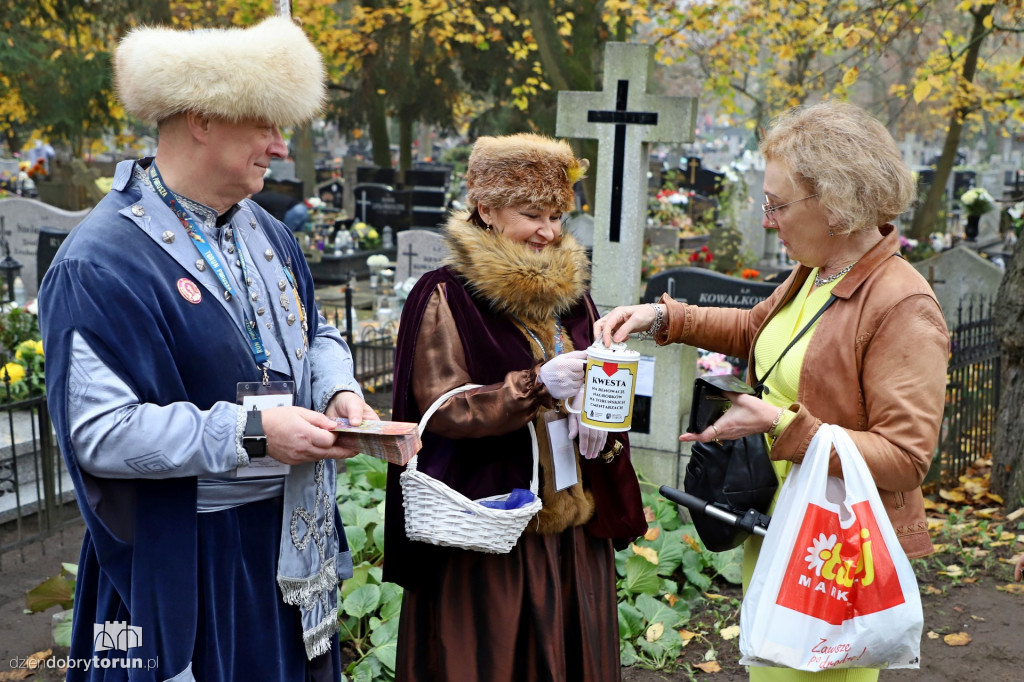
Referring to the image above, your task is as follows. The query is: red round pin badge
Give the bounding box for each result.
[177,278,202,304]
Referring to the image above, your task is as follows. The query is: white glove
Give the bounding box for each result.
[567,405,607,460]
[538,350,588,399]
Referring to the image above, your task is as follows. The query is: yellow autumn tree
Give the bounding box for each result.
[647,0,929,135]
[901,0,1024,240]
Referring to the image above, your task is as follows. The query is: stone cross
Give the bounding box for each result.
[356,189,372,223]
[401,242,418,276]
[556,42,697,311]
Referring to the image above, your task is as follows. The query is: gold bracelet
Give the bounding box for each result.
[767,407,786,438]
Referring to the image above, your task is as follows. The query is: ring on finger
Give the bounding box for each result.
[711,424,722,445]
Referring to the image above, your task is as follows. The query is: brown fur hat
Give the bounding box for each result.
[465,133,588,212]
[115,17,325,126]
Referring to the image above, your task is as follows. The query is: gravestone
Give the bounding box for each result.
[353,183,410,231]
[564,213,595,250]
[645,226,678,251]
[268,158,296,181]
[557,42,698,488]
[0,198,89,299]
[263,178,304,203]
[356,166,397,185]
[977,172,1004,243]
[677,156,725,197]
[405,167,449,229]
[911,246,1003,328]
[317,179,344,209]
[1006,169,1024,195]
[395,229,449,283]
[556,41,697,311]
[642,267,780,308]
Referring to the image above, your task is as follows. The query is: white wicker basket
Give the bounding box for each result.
[401,384,542,554]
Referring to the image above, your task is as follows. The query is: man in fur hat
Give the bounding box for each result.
[38,17,375,681]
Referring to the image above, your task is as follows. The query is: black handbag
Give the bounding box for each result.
[683,295,837,552]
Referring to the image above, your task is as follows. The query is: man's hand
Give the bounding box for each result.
[260,392,378,464]
[325,390,380,425]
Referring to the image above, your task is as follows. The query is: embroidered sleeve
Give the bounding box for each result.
[67,330,243,477]
[412,286,553,439]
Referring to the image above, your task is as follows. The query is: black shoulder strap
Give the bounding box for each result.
[752,294,837,394]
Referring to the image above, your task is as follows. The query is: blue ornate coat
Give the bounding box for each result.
[40,159,357,681]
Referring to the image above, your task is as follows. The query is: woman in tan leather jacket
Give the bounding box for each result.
[597,100,949,682]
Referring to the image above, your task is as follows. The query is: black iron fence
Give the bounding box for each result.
[0,371,78,568]
[327,312,397,420]
[939,296,1001,485]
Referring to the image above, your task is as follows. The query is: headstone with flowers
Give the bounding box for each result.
[960,187,996,242]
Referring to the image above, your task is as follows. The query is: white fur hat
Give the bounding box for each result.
[115,17,325,126]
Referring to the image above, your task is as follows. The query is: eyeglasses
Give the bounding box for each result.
[762,194,818,224]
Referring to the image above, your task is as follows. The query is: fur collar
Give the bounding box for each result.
[443,210,589,324]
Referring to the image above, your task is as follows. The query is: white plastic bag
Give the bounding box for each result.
[739,424,922,671]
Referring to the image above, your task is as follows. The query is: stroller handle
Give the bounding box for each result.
[659,485,769,537]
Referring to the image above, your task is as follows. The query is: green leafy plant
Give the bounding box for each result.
[0,304,40,354]
[24,562,77,647]
[0,305,44,401]
[615,481,743,670]
[336,454,402,682]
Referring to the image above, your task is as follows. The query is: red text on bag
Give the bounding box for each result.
[776,501,905,625]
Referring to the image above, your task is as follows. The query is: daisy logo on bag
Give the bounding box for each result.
[775,501,905,625]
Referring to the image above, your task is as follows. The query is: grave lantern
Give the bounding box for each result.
[0,217,23,305]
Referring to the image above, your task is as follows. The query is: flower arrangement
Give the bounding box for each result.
[960,188,995,217]
[641,245,699,280]
[740,268,761,280]
[351,222,380,250]
[697,350,741,378]
[366,254,389,269]
[650,188,689,226]
[899,234,935,262]
[1008,201,1023,236]
[0,331,45,402]
[26,158,48,181]
[689,245,714,265]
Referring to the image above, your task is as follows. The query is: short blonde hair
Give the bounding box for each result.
[759,100,916,235]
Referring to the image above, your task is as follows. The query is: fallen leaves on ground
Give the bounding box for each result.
[997,583,1024,594]
[719,625,740,640]
[944,632,972,646]
[0,649,54,681]
[679,628,698,644]
[694,660,722,673]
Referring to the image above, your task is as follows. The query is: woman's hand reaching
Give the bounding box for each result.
[593,304,661,347]
[679,392,780,444]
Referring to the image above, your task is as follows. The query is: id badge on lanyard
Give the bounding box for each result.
[235,380,296,478]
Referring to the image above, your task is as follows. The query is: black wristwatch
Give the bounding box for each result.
[243,408,267,459]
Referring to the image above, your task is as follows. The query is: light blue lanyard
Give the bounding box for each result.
[513,315,564,361]
[147,163,270,369]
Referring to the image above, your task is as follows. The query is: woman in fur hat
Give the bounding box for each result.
[384,133,647,681]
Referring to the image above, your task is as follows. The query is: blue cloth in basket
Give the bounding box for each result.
[479,488,536,510]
